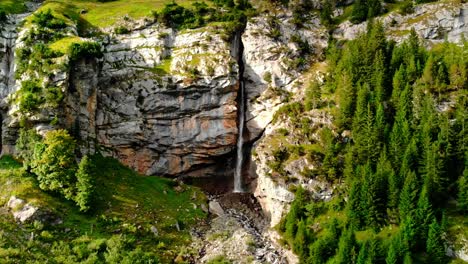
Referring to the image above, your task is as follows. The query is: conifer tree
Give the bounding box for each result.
[357,240,370,264]
[398,171,419,222]
[386,236,401,264]
[449,62,467,89]
[368,0,382,18]
[438,112,456,179]
[400,137,419,179]
[426,220,446,264]
[454,96,467,171]
[421,143,445,206]
[421,55,435,88]
[347,180,364,229]
[284,187,306,242]
[367,236,385,264]
[293,220,307,257]
[458,162,468,213]
[415,186,433,249]
[351,0,368,23]
[403,253,413,264]
[336,73,356,129]
[375,103,387,142]
[400,215,417,251]
[391,65,407,106]
[366,156,389,228]
[75,155,95,212]
[335,228,358,264]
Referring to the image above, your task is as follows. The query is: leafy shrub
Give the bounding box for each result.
[114,26,130,34]
[268,28,281,40]
[267,147,290,174]
[290,34,311,56]
[153,0,251,32]
[263,72,272,83]
[44,86,64,107]
[32,9,66,29]
[17,80,44,112]
[155,2,197,29]
[68,41,103,62]
[399,1,414,15]
[272,102,304,123]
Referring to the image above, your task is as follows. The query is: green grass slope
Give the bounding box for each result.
[34,0,201,29]
[0,154,207,263]
[0,0,28,14]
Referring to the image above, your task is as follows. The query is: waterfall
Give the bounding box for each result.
[234,79,245,193]
[233,30,245,193]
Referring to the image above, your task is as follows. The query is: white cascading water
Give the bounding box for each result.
[234,80,245,193]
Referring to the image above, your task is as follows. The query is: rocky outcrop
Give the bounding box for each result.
[240,9,330,230]
[0,11,36,154]
[6,195,56,223]
[242,12,327,141]
[447,236,468,262]
[96,25,239,177]
[0,7,240,178]
[334,1,468,44]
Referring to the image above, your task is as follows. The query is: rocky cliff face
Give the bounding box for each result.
[0,3,41,154]
[0,8,241,181]
[242,10,329,229]
[95,25,239,178]
[334,1,468,44]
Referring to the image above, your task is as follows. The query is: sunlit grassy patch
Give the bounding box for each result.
[0,0,27,14]
[37,0,202,29]
[49,36,84,53]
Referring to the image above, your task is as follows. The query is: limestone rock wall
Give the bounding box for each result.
[0,9,240,179]
[334,1,468,44]
[95,25,239,177]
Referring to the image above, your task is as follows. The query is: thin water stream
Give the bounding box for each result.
[234,79,245,193]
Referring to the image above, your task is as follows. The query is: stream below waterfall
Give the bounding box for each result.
[190,193,290,264]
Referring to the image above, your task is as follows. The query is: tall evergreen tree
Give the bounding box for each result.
[357,240,370,264]
[458,160,468,213]
[373,51,387,103]
[347,179,364,229]
[398,170,419,223]
[386,233,407,264]
[426,220,446,264]
[403,253,413,264]
[293,220,308,258]
[335,227,358,264]
[391,65,407,106]
[336,73,356,129]
[400,214,418,251]
[351,0,368,24]
[421,142,445,206]
[415,186,434,249]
